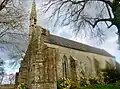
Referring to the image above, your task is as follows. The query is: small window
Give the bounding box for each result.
[34,18,37,22]
[62,55,68,78]
[93,57,100,76]
[106,61,112,69]
[70,56,77,81]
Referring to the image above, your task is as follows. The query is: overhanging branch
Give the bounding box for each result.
[68,0,112,7]
[106,3,112,19]
[68,0,84,4]
[93,18,113,28]
[0,0,10,11]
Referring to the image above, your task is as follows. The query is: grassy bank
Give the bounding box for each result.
[80,83,120,89]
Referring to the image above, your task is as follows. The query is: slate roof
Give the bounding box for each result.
[46,35,114,57]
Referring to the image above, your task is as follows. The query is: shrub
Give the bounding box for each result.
[17,83,27,89]
[102,69,120,83]
[57,78,70,89]
[57,78,79,89]
[80,76,104,86]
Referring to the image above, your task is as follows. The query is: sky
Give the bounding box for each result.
[0,0,120,74]
[35,0,120,63]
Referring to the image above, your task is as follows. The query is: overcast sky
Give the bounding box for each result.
[36,0,120,63]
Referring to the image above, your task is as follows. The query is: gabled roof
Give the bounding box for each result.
[46,35,114,57]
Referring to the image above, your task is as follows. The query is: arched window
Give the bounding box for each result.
[62,55,68,78]
[86,56,92,76]
[93,57,100,76]
[70,56,77,81]
[106,61,112,69]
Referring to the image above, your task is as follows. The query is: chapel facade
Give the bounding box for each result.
[15,0,116,89]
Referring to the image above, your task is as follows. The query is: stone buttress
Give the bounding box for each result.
[17,0,58,89]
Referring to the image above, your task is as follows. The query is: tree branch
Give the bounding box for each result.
[106,3,112,19]
[68,0,84,4]
[0,0,10,11]
[68,0,112,7]
[93,18,113,28]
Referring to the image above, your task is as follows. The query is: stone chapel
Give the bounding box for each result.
[1,0,117,89]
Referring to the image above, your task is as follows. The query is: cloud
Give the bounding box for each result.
[36,1,120,63]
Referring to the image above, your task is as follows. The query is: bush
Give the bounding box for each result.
[80,82,120,89]
[57,69,120,89]
[80,69,120,86]
[57,78,70,89]
[57,78,79,89]
[17,83,27,89]
[80,76,104,86]
[102,69,120,83]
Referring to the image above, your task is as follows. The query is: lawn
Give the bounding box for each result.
[80,83,120,89]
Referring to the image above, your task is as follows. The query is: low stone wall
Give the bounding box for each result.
[0,84,15,89]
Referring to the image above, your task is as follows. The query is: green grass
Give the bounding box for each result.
[80,83,120,89]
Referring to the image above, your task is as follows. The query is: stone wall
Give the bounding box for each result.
[16,26,59,89]
[0,84,14,89]
[28,47,58,89]
[45,42,115,81]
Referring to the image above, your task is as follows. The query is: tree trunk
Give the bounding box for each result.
[115,24,120,49]
[0,74,4,84]
[112,2,120,48]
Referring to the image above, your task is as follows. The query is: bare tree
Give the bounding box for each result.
[44,0,120,46]
[0,0,9,11]
[0,0,29,55]
[0,0,29,74]
[0,0,28,48]
[8,73,15,84]
[0,59,4,84]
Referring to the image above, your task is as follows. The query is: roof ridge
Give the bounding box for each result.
[46,34,114,58]
[50,34,103,49]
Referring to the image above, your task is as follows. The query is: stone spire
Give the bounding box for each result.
[29,0,37,40]
[30,0,37,21]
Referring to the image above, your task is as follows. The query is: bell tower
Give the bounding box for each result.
[29,0,37,40]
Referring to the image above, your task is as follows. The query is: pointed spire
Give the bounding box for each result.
[29,0,37,41]
[30,0,37,25]
[32,0,36,14]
